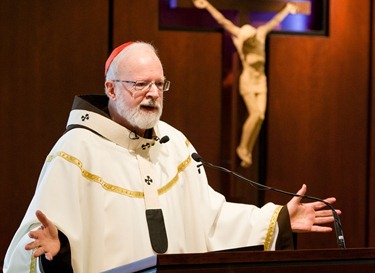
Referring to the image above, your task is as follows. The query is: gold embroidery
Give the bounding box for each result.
[159,157,191,195]
[29,254,36,273]
[47,150,191,199]
[264,205,283,251]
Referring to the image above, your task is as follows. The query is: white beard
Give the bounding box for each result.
[117,98,163,130]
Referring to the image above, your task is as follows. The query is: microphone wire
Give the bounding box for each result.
[192,153,346,249]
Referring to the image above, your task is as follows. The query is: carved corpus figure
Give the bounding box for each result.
[193,0,297,167]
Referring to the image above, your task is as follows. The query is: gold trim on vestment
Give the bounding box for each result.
[29,255,36,273]
[264,205,283,251]
[46,150,191,198]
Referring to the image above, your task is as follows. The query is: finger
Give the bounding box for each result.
[315,209,341,217]
[33,246,46,258]
[315,197,336,208]
[44,252,53,261]
[296,184,307,196]
[28,230,39,239]
[25,240,40,251]
[312,202,329,210]
[321,197,337,206]
[35,210,51,228]
[314,216,335,225]
[310,225,333,233]
[290,184,307,205]
[315,210,334,217]
[308,198,337,211]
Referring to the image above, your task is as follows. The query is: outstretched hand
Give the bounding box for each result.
[286,3,298,14]
[192,0,209,9]
[287,184,341,233]
[25,210,60,261]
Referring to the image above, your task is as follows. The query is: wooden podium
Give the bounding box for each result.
[103,248,375,273]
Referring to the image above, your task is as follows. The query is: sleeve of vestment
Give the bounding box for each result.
[39,231,73,273]
[275,205,295,250]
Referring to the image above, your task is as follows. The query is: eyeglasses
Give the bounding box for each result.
[112,79,171,92]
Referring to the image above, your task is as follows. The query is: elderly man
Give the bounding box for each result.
[4,41,339,273]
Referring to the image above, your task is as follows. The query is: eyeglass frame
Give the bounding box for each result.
[111,79,171,93]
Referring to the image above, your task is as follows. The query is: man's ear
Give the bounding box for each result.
[105,81,116,100]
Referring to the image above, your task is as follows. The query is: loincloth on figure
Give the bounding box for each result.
[239,73,268,96]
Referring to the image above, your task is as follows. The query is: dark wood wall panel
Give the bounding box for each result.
[0,0,109,265]
[264,0,372,249]
[1,0,374,267]
[369,0,375,247]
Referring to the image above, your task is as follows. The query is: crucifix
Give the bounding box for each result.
[164,0,311,169]
[158,0,318,203]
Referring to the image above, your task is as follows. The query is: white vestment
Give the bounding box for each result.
[4,96,284,273]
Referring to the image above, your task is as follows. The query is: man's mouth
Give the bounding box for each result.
[140,104,158,111]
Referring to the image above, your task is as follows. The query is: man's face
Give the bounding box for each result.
[111,49,164,132]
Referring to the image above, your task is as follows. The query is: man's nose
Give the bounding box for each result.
[146,83,161,98]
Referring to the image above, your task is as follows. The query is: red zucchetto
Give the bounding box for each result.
[105,41,134,75]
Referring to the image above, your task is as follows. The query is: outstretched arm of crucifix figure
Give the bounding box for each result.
[260,3,297,34]
[192,0,241,37]
[193,1,298,37]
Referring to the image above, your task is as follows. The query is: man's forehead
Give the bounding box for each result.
[117,54,164,78]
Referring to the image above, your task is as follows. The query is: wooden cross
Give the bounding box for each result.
[175,0,311,25]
